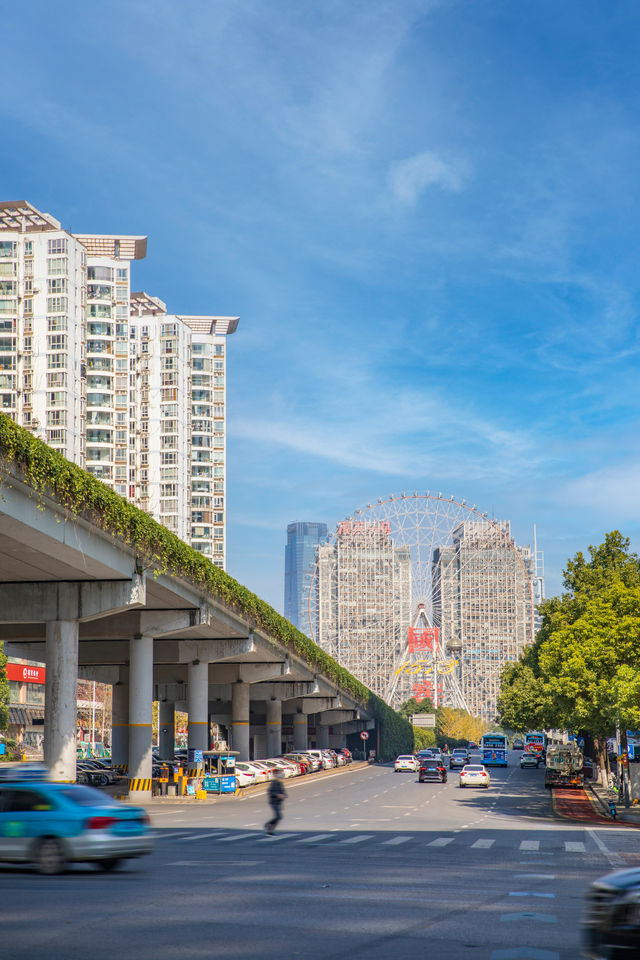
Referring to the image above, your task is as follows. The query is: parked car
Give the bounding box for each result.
[298,753,322,773]
[583,866,640,959]
[418,759,447,783]
[249,761,275,781]
[321,750,338,768]
[0,771,153,873]
[283,754,310,774]
[449,750,470,769]
[243,762,271,784]
[459,764,490,789]
[394,755,419,773]
[306,750,333,770]
[334,748,352,763]
[582,757,597,780]
[234,763,257,787]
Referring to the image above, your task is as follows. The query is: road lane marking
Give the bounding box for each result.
[514,874,556,880]
[217,832,260,842]
[564,841,586,852]
[519,840,540,851]
[509,892,555,898]
[428,837,454,847]
[382,836,413,845]
[297,834,332,843]
[338,834,374,844]
[471,839,495,849]
[500,913,557,923]
[181,833,224,841]
[256,833,300,842]
[167,860,262,866]
[587,828,625,866]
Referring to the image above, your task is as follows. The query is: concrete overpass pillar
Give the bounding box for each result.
[316,721,329,749]
[294,711,308,751]
[187,660,209,752]
[44,620,79,783]
[266,699,282,757]
[159,700,175,759]
[232,681,250,761]
[111,670,129,769]
[128,635,153,798]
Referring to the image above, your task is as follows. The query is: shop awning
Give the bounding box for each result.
[8,706,45,726]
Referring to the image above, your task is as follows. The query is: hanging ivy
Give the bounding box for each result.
[0,413,413,759]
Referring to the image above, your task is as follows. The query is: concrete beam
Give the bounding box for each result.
[316,710,357,725]
[250,681,319,700]
[0,575,146,623]
[285,698,337,715]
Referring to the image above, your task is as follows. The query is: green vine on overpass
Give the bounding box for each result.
[0,414,413,760]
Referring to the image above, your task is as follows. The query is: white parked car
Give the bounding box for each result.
[394,755,419,773]
[247,761,273,782]
[234,763,257,787]
[459,764,491,789]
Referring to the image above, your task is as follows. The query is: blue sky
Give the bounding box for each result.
[3,0,640,609]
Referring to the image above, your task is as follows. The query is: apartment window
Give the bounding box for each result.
[214,345,224,356]
[47,238,67,255]
[162,420,178,434]
[47,391,67,406]
[23,278,33,293]
[47,317,68,332]
[88,356,112,371]
[0,357,15,370]
[115,358,127,372]
[47,353,66,370]
[47,257,68,275]
[0,262,15,277]
[115,285,128,302]
[47,296,68,313]
[48,277,67,294]
[161,452,177,465]
[46,371,67,388]
[162,389,178,402]
[47,429,67,445]
[24,298,33,316]
[0,280,17,296]
[87,266,112,281]
[0,242,17,258]
[192,436,211,448]
[47,335,67,352]
[161,323,178,337]
[162,404,178,417]
[89,304,112,319]
[0,300,16,315]
[116,268,128,281]
[0,320,13,334]
[214,361,224,371]
[46,410,67,427]
[161,435,178,449]
[24,241,33,257]
[161,357,175,370]
[161,483,178,497]
[162,340,175,353]
[0,338,15,352]
[24,260,33,277]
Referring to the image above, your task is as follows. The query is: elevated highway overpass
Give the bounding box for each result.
[0,416,389,797]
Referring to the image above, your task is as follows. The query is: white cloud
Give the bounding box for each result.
[389,150,470,206]
[561,461,640,520]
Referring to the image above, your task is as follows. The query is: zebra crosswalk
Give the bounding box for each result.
[157,829,590,855]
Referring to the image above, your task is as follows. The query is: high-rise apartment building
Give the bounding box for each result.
[284,521,328,631]
[316,520,412,702]
[432,521,534,720]
[0,201,237,568]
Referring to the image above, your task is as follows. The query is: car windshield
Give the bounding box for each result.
[59,786,121,807]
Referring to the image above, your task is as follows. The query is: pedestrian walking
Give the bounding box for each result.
[265,769,287,834]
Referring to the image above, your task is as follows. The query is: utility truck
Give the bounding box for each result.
[544,742,584,789]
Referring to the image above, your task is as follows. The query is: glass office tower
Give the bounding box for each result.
[284,521,328,632]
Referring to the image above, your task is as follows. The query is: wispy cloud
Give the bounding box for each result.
[389,150,470,206]
[561,461,640,521]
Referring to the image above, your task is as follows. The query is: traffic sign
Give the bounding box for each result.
[360,731,369,741]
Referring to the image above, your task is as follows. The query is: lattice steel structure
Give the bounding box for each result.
[308,494,536,717]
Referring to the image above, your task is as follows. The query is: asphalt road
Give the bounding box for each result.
[2,751,640,960]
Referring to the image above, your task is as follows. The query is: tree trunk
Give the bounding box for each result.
[594,737,608,787]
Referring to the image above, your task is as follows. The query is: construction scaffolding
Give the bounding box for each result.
[308,494,538,717]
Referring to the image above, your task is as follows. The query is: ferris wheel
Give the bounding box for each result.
[306,492,535,716]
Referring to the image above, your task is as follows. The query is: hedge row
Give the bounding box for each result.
[0,414,412,758]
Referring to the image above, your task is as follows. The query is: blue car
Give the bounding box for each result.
[0,767,153,873]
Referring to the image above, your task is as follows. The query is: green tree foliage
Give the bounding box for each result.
[0,640,9,732]
[398,696,434,719]
[497,532,640,739]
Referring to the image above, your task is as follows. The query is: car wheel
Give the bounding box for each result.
[459,783,464,788]
[97,858,121,872]
[34,838,66,875]
[96,773,109,787]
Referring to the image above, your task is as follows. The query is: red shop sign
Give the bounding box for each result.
[6,663,46,684]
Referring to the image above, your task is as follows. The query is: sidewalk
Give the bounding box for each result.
[586,778,640,825]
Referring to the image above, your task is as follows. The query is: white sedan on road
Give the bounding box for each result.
[459,764,491,789]
[394,755,419,773]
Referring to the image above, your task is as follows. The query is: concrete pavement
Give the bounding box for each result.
[2,751,639,959]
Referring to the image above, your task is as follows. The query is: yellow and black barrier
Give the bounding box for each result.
[128,778,152,793]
